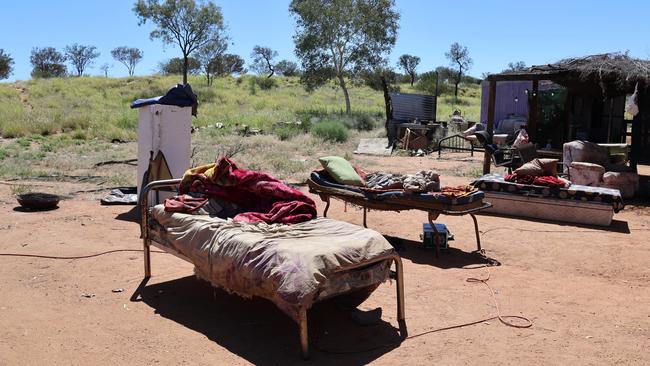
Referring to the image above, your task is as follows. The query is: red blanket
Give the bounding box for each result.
[505,173,566,189]
[164,157,317,225]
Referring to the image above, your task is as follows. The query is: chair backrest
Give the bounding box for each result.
[517,143,537,163]
[388,92,436,123]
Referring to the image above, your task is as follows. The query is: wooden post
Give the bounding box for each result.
[631,81,645,171]
[528,79,539,144]
[483,79,497,174]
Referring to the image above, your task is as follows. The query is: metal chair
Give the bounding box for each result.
[475,132,537,172]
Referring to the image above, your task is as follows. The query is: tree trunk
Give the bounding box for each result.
[381,75,391,136]
[454,67,463,99]
[338,75,351,114]
[182,55,189,84]
[410,73,414,86]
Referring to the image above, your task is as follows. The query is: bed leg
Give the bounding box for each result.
[427,212,440,258]
[470,214,482,252]
[393,255,405,321]
[143,238,151,279]
[323,196,330,217]
[363,206,368,228]
[299,308,309,359]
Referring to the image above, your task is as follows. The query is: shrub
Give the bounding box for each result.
[310,120,348,143]
[254,76,277,90]
[355,114,375,131]
[274,124,303,141]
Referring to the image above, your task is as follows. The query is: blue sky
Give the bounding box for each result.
[3,0,650,82]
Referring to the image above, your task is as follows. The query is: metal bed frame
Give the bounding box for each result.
[138,178,405,359]
[307,179,492,258]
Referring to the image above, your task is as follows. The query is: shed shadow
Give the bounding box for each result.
[477,212,631,234]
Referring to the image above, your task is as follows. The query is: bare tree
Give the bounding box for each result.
[134,0,226,84]
[398,54,421,86]
[445,42,473,98]
[99,63,111,77]
[251,46,277,78]
[111,47,143,76]
[64,44,100,76]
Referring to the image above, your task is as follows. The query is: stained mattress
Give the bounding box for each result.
[471,174,624,212]
[148,205,394,322]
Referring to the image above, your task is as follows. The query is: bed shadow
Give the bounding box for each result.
[114,206,140,224]
[134,276,403,365]
[386,235,500,269]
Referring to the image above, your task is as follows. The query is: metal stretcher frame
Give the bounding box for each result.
[307,179,492,258]
[138,178,405,359]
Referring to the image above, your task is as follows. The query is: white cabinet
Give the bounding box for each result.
[136,104,191,199]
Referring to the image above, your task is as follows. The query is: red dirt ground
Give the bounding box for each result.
[1,155,649,365]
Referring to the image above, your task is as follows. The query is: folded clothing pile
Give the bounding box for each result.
[318,156,441,193]
[366,171,441,193]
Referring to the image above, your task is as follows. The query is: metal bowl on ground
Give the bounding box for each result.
[16,192,61,210]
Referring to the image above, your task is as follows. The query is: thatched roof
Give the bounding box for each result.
[489,53,650,96]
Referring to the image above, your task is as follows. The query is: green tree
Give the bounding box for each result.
[445,42,473,98]
[159,57,201,75]
[196,37,228,85]
[251,46,277,77]
[30,47,67,78]
[111,47,143,76]
[290,0,399,114]
[275,59,299,76]
[64,43,100,76]
[134,0,226,84]
[213,53,245,76]
[359,66,399,122]
[503,61,526,72]
[398,54,420,86]
[0,49,14,80]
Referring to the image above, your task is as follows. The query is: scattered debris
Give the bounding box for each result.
[94,159,137,167]
[81,293,95,298]
[237,125,262,136]
[409,149,426,157]
[112,288,124,293]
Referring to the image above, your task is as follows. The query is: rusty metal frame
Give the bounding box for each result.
[139,179,406,359]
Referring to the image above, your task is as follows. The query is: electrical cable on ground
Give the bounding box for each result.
[0,249,167,260]
[481,226,650,236]
[314,267,532,355]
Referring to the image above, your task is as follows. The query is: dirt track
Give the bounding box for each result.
[1,156,649,365]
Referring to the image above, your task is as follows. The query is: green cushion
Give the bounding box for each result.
[318,156,364,186]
